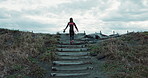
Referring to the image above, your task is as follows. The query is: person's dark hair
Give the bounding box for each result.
[70,18,73,22]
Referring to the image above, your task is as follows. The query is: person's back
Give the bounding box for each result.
[63,18,79,44]
[69,22,75,31]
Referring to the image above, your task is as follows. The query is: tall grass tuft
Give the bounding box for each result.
[90,32,148,78]
[0,28,58,78]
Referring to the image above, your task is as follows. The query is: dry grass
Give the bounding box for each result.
[0,28,59,78]
[90,32,148,78]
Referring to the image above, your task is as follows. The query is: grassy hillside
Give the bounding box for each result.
[0,29,59,78]
[90,32,148,78]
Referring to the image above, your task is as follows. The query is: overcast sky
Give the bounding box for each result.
[0,0,148,35]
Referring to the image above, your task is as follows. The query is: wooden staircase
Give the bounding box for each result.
[50,33,93,78]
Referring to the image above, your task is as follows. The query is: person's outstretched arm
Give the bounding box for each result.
[74,23,79,32]
[63,23,69,32]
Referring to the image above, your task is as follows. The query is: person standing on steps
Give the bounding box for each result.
[63,18,79,44]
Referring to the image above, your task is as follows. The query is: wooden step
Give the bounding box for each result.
[50,73,89,77]
[58,41,85,45]
[57,45,86,48]
[56,56,91,60]
[53,61,92,66]
[51,66,93,71]
[57,48,88,52]
[55,52,90,56]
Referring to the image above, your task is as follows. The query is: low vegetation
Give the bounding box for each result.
[90,32,148,78]
[0,28,59,78]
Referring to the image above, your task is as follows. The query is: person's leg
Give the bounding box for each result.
[70,31,74,44]
[72,34,74,40]
[70,32,72,41]
[70,35,73,44]
[70,31,74,39]
[70,35,72,41]
[71,31,75,40]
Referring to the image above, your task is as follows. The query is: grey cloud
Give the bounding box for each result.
[0,8,22,18]
[102,0,148,22]
[0,0,147,34]
[22,9,42,15]
[103,14,148,22]
[59,0,98,10]
[48,0,102,14]
[0,8,11,19]
[100,22,147,34]
[0,17,57,33]
[1,17,55,28]
[0,0,7,2]
[0,8,57,32]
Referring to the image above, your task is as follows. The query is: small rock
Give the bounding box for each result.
[87,66,93,70]
[97,55,106,60]
[53,62,56,65]
[90,52,98,56]
[51,73,56,76]
[52,67,57,71]
[97,53,111,60]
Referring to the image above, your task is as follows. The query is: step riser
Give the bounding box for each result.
[57,49,88,52]
[52,67,92,71]
[57,48,87,49]
[52,69,89,72]
[57,54,89,57]
[57,45,86,48]
[56,58,90,61]
[57,57,91,60]
[59,39,85,41]
[52,69,88,71]
[59,42,85,45]
[53,63,86,66]
[57,50,87,52]
[55,52,90,56]
[53,61,91,66]
[50,73,89,77]
[53,63,89,66]
[59,41,84,42]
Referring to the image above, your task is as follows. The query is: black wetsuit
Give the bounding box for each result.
[65,22,78,40]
